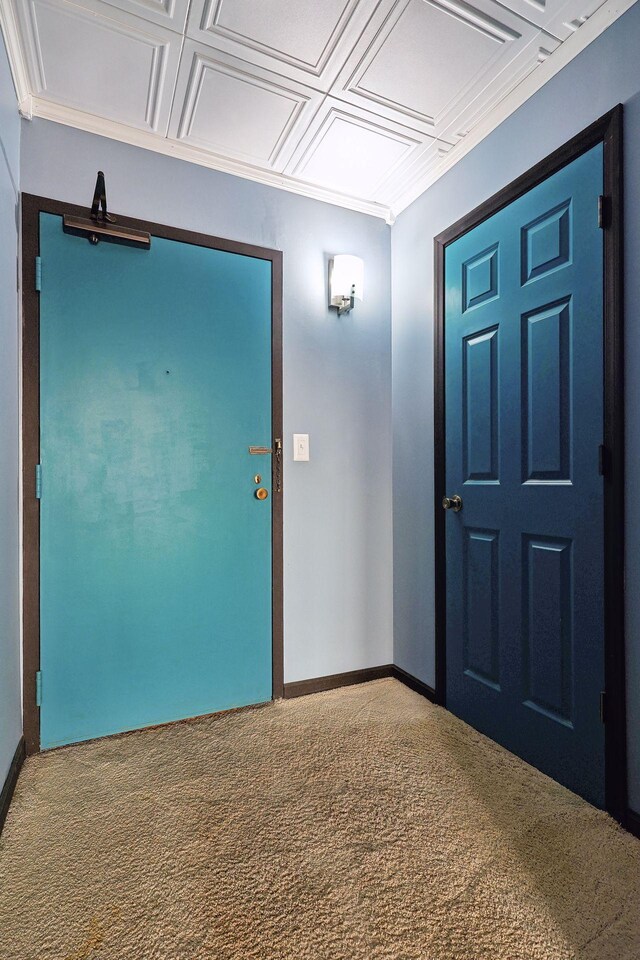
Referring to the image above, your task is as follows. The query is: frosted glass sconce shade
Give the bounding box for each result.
[329,255,364,315]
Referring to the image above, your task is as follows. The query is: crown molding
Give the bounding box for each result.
[27,96,396,223]
[0,0,31,105]
[390,0,639,215]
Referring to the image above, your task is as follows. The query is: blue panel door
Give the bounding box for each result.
[444,145,605,806]
[39,213,274,748]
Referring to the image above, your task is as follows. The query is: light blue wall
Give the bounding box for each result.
[391,2,640,812]
[20,118,394,685]
[0,32,22,787]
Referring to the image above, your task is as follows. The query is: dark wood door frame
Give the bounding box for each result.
[21,193,284,755]
[433,106,627,824]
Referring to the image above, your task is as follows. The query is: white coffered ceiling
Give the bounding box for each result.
[0,0,634,220]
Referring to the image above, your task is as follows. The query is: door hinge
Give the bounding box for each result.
[598,444,607,476]
[600,690,606,724]
[35,463,42,499]
[35,670,42,707]
[597,195,611,229]
[35,256,42,292]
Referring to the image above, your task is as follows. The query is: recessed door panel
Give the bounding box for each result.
[444,144,605,806]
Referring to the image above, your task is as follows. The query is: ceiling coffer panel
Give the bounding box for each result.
[285,98,424,199]
[186,0,381,90]
[168,42,323,169]
[15,0,182,133]
[5,0,615,218]
[333,0,560,140]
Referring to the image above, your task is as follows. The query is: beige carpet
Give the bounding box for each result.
[1,679,639,960]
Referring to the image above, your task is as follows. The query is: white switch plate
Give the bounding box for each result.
[293,433,309,461]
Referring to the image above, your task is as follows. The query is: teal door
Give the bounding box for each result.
[444,145,605,806]
[39,213,274,749]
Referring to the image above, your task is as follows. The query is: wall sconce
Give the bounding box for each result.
[329,255,364,315]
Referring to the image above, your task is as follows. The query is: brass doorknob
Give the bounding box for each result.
[255,488,269,500]
[442,495,463,512]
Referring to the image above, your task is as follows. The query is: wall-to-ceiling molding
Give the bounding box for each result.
[26,95,397,221]
[1,0,637,218]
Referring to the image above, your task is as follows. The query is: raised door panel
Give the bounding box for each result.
[522,535,574,727]
[521,200,572,284]
[463,326,499,482]
[463,243,500,311]
[522,298,571,483]
[463,528,501,690]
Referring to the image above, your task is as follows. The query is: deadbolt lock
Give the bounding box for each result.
[442,495,463,512]
[255,488,269,501]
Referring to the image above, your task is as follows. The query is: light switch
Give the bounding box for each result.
[293,433,309,461]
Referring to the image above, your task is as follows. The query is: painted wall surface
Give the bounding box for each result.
[391,1,640,812]
[20,118,394,685]
[0,32,22,787]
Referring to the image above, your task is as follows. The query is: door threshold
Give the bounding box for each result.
[38,699,273,754]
